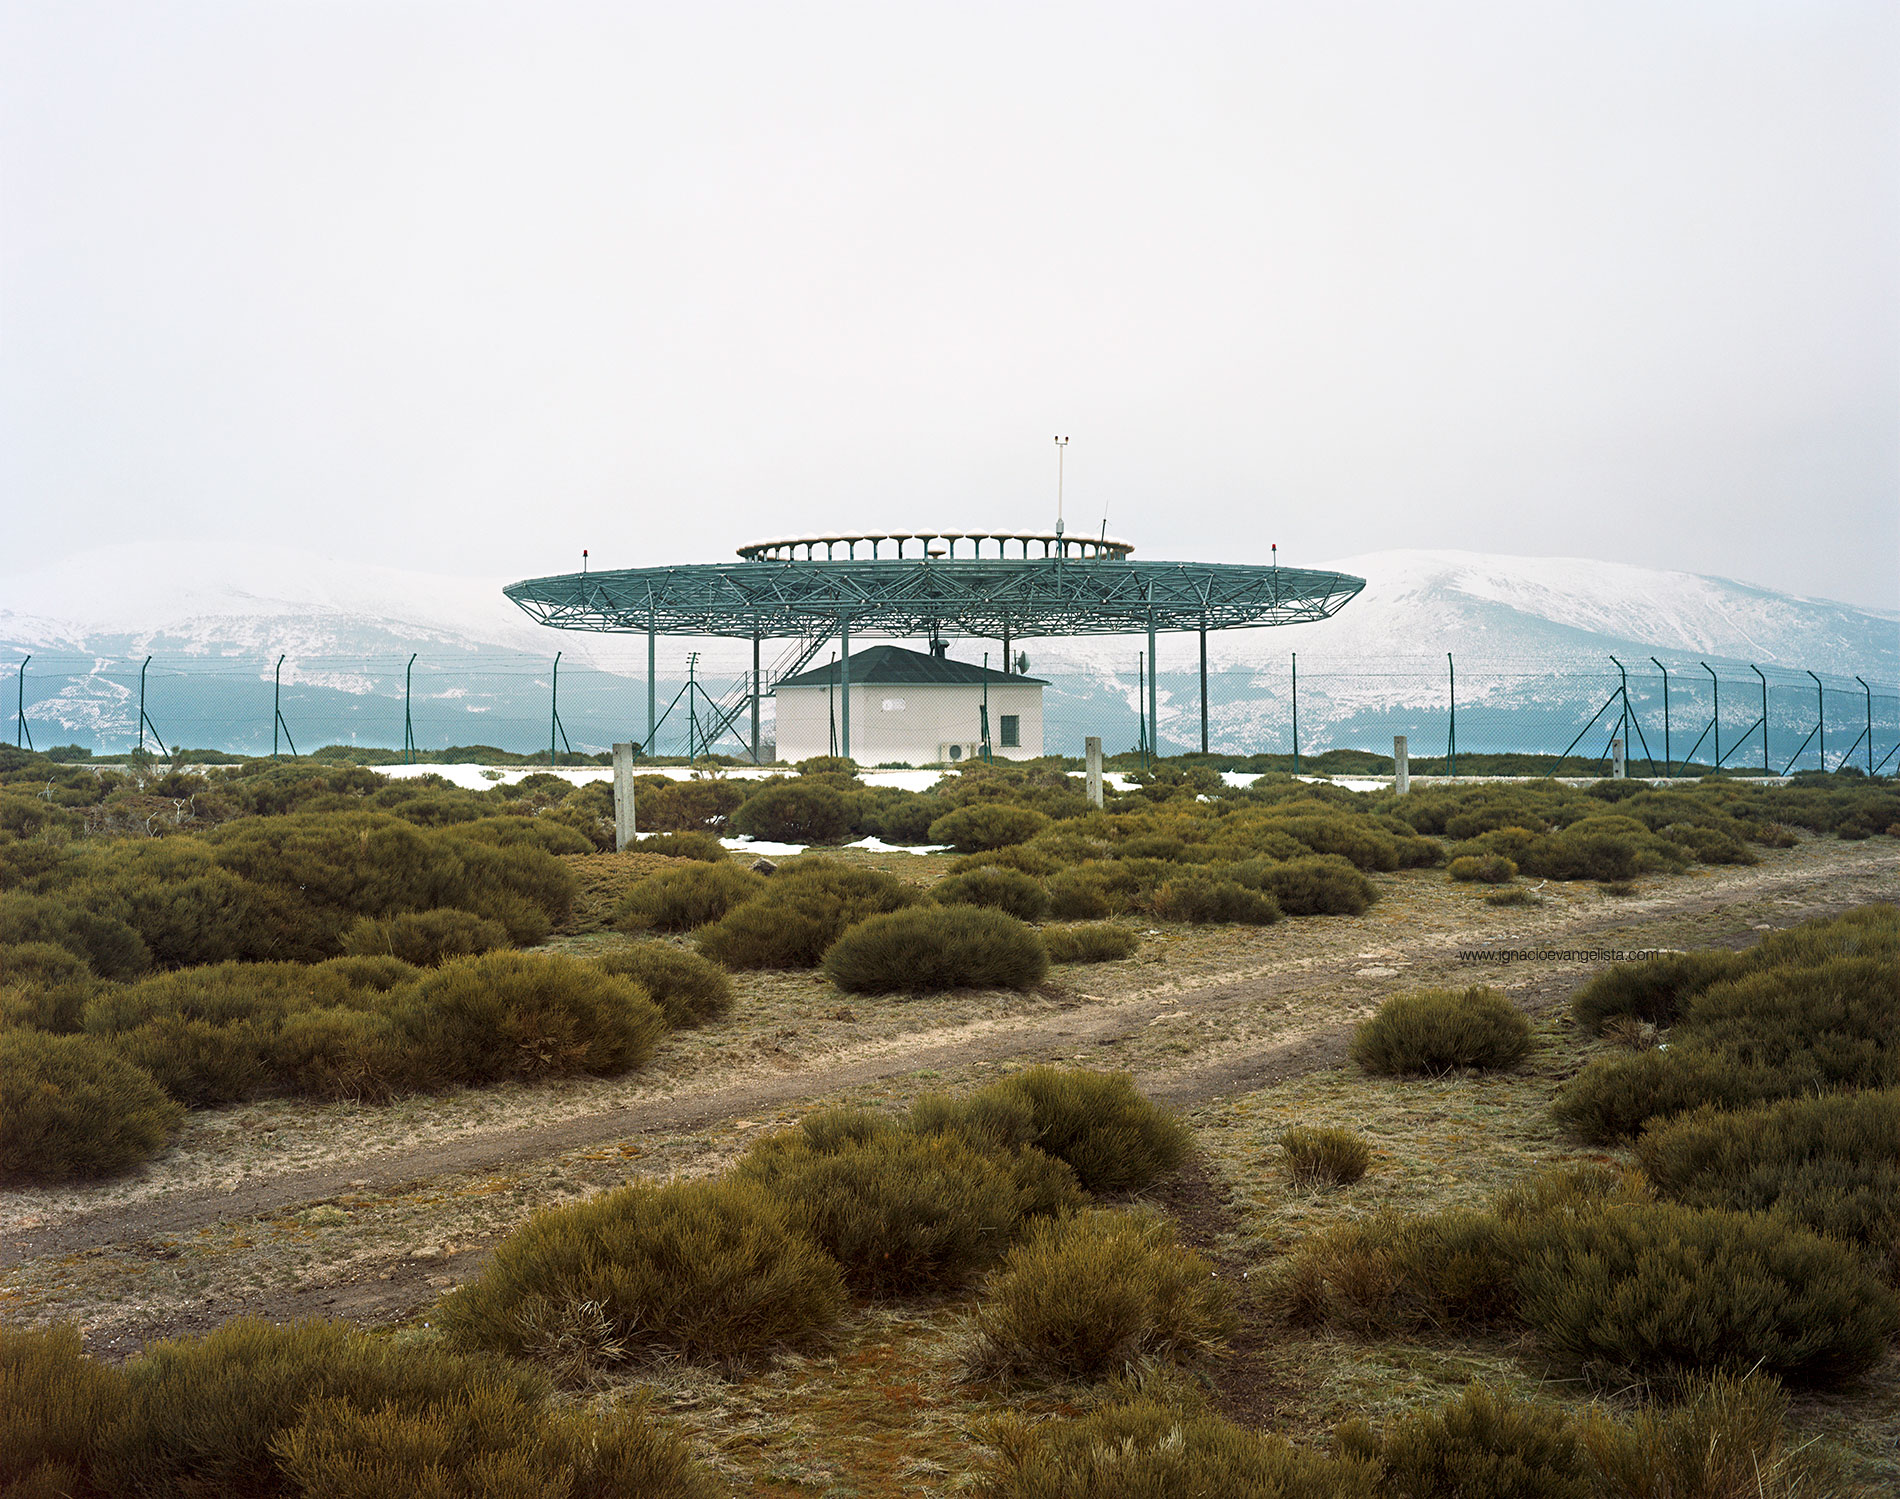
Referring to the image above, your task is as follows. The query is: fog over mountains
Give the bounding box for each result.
[3,541,1894,761]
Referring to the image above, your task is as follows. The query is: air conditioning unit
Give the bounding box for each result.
[936,741,984,763]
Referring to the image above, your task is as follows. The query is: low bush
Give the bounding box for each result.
[931,865,1051,922]
[337,907,510,966]
[0,941,96,1032]
[1041,923,1139,964]
[1043,869,1113,920]
[439,1176,846,1366]
[98,1316,718,1499]
[1636,1090,1900,1272]
[0,1323,128,1498]
[1337,1382,1595,1499]
[628,830,728,861]
[927,803,1052,853]
[614,862,763,933]
[1242,854,1378,916]
[1678,954,1897,1093]
[1568,949,1748,1033]
[730,779,855,844]
[969,1211,1237,1381]
[593,943,733,1027]
[905,1091,1086,1221]
[983,1399,1374,1499]
[949,843,1060,878]
[695,860,918,969]
[1552,1047,1771,1144]
[1517,1203,1899,1387]
[393,951,665,1088]
[1448,854,1517,884]
[111,1014,270,1107]
[738,1125,1022,1295]
[1280,1126,1371,1186]
[0,891,150,979]
[1484,886,1540,907]
[0,1029,182,1182]
[823,905,1049,995]
[989,1067,1190,1193]
[1271,1208,1525,1335]
[266,1007,408,1103]
[1151,874,1281,925]
[1350,987,1532,1076]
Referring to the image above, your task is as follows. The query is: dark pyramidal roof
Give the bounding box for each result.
[774,645,1047,691]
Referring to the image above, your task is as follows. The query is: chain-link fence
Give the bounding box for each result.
[8,649,1898,775]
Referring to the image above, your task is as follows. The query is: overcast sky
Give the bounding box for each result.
[4,1,1896,608]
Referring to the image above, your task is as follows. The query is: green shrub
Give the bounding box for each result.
[0,941,96,1032]
[112,1014,269,1107]
[1337,1383,1595,1499]
[738,1125,1022,1295]
[927,803,1052,853]
[1581,1371,1842,1499]
[694,861,918,969]
[905,1091,1086,1221]
[337,908,511,966]
[1636,1090,1900,1271]
[592,943,734,1027]
[1243,854,1378,916]
[0,891,150,979]
[1259,813,1400,871]
[969,1210,1236,1381]
[1517,1204,1900,1387]
[730,779,855,844]
[96,1315,716,1499]
[449,814,596,855]
[1656,822,1758,865]
[1151,873,1282,925]
[1552,1048,1771,1144]
[823,905,1049,995]
[267,1007,408,1103]
[1448,854,1518,884]
[949,843,1061,878]
[0,1323,128,1498]
[393,951,664,1088]
[1350,987,1532,1076]
[1271,1209,1525,1335]
[989,1067,1189,1193]
[932,865,1051,922]
[0,1030,182,1182]
[1041,923,1139,964]
[983,1398,1375,1498]
[1569,949,1748,1033]
[1484,887,1540,907]
[440,1176,845,1366]
[614,862,763,933]
[1281,1126,1371,1186]
[1043,869,1113,920]
[629,830,728,861]
[1678,955,1897,1092]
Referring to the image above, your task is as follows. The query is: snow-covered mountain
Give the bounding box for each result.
[2,540,1893,760]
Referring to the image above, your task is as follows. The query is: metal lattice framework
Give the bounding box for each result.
[502,532,1365,761]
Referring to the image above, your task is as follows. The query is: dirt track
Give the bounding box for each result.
[3,838,1893,1359]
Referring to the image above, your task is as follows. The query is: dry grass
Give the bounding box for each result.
[557,852,700,934]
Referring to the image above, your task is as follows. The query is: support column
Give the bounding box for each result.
[1003,622,1012,675]
[612,742,637,849]
[1085,736,1103,807]
[646,604,656,757]
[1198,624,1209,754]
[1146,614,1159,762]
[751,630,762,764]
[839,617,852,760]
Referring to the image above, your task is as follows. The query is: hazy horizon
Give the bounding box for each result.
[5,3,1896,608]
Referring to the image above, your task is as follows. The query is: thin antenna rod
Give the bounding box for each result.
[1054,436,1069,546]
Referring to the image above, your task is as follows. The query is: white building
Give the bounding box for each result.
[772,645,1046,765]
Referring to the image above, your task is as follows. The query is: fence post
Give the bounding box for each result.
[1198,623,1209,754]
[1650,658,1669,776]
[1612,736,1625,778]
[1856,676,1872,776]
[1086,735,1103,808]
[1806,670,1824,772]
[1446,653,1457,777]
[612,742,637,849]
[13,655,29,751]
[550,652,561,765]
[1146,613,1159,764]
[646,598,657,758]
[1393,734,1409,795]
[136,656,166,757]
[1291,652,1300,774]
[840,617,852,760]
[403,653,417,765]
[272,656,298,758]
[1752,664,1768,773]
[1702,663,1719,770]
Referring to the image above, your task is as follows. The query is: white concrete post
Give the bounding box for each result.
[612,742,637,850]
[1393,735,1409,796]
[1612,736,1625,779]
[1085,736,1103,808]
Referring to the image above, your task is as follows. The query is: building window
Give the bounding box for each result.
[1000,715,1020,748]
